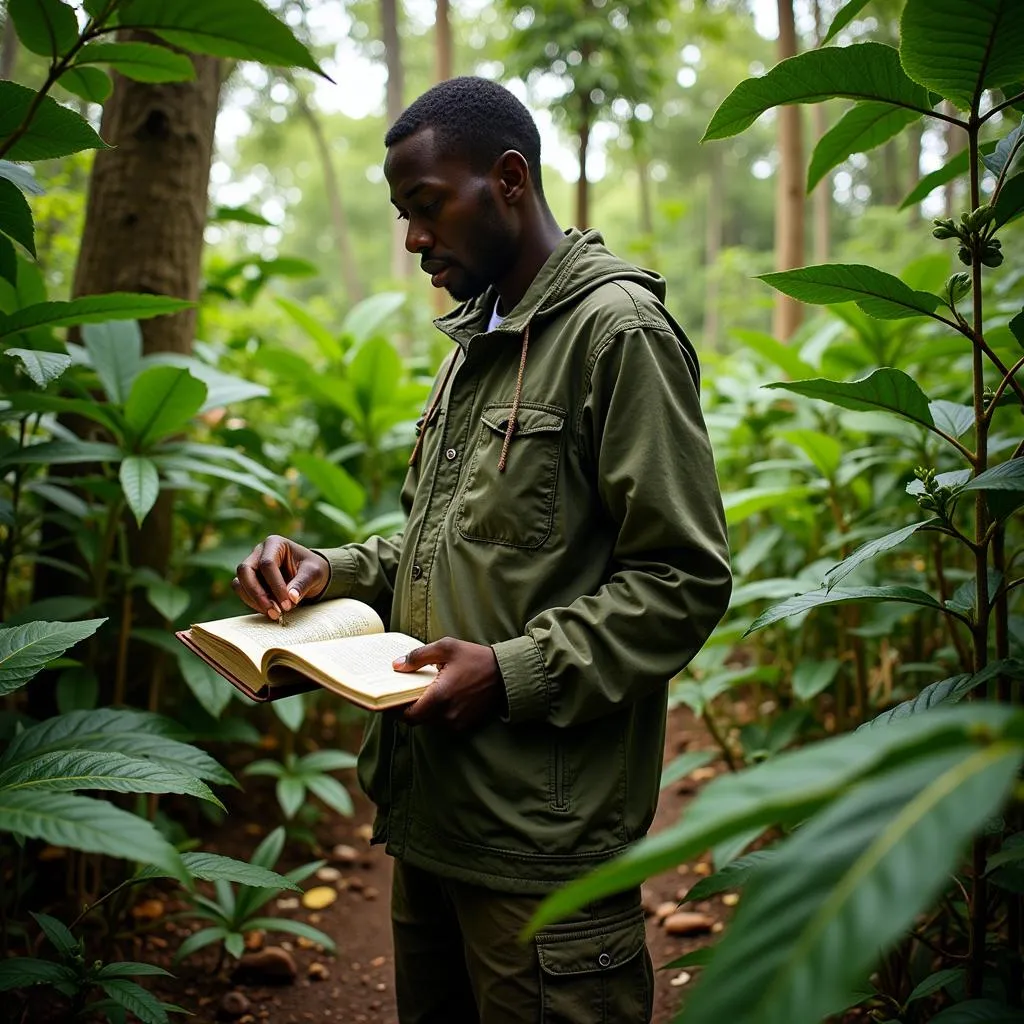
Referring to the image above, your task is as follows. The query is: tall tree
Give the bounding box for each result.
[381,0,409,281]
[773,0,804,340]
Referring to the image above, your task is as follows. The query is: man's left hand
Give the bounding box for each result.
[394,638,505,731]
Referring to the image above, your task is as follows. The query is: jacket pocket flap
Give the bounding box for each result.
[536,911,646,977]
[480,405,565,437]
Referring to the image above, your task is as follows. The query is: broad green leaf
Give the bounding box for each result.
[0,618,106,696]
[746,585,944,635]
[0,707,233,786]
[243,916,337,952]
[721,485,817,527]
[348,336,403,419]
[982,116,1024,177]
[900,0,1024,110]
[930,400,975,439]
[0,749,220,805]
[82,320,143,403]
[0,958,77,991]
[136,851,300,890]
[276,296,341,361]
[95,963,173,979]
[823,519,937,591]
[729,328,818,379]
[8,0,78,57]
[527,704,1021,931]
[0,293,191,339]
[305,773,354,816]
[211,204,272,226]
[5,390,123,433]
[0,438,122,466]
[292,452,366,516]
[0,82,107,161]
[906,968,965,1004]
[57,665,98,713]
[1010,311,1024,349]
[661,749,716,789]
[31,912,78,957]
[298,750,358,772]
[0,176,35,256]
[118,0,325,75]
[145,579,189,621]
[822,0,872,44]
[7,596,96,625]
[100,978,172,1024]
[808,103,919,191]
[153,454,288,506]
[766,369,935,430]
[703,43,931,142]
[173,926,229,963]
[58,66,113,104]
[124,366,206,446]
[662,947,717,970]
[4,347,71,387]
[0,234,14,285]
[677,746,1021,1024]
[0,789,181,873]
[992,169,1024,227]
[177,650,232,719]
[75,41,196,83]
[927,999,1024,1023]
[0,160,44,196]
[899,143,996,209]
[342,291,405,344]
[277,775,306,819]
[758,265,942,320]
[780,429,843,478]
[962,459,1024,492]
[987,833,1024,873]
[792,659,842,701]
[140,353,269,412]
[120,456,160,526]
[682,850,778,903]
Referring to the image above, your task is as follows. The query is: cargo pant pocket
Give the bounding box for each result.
[535,907,652,1024]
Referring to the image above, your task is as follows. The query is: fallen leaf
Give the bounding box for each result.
[302,886,338,910]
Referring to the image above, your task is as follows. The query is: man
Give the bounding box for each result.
[234,77,731,1023]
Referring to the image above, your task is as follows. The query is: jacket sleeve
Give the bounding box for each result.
[491,325,732,727]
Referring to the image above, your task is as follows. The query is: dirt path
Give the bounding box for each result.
[149,707,729,1023]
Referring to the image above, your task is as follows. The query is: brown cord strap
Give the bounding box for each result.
[497,322,530,473]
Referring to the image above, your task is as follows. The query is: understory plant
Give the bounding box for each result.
[533,2,1024,1022]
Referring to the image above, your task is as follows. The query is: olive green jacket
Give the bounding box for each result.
[315,229,731,892]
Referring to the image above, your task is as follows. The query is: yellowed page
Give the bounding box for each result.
[264,632,437,708]
[190,599,384,671]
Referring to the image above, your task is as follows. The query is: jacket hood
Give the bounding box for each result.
[433,228,667,348]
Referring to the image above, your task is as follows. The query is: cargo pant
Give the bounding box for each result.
[391,860,654,1023]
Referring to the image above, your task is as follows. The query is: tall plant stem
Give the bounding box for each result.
[703,708,738,771]
[113,524,133,707]
[0,418,28,619]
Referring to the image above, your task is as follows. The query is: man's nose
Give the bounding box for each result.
[405,219,432,255]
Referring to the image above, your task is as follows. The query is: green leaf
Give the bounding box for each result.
[766,369,935,430]
[144,579,189,622]
[58,66,113,104]
[746,586,944,635]
[298,750,358,772]
[0,749,220,805]
[118,0,325,75]
[0,789,182,873]
[0,234,15,286]
[8,0,79,57]
[124,366,206,447]
[0,292,191,339]
[140,352,268,412]
[928,999,1024,1023]
[982,116,1024,177]
[30,911,78,957]
[962,459,1024,492]
[243,916,337,952]
[212,204,272,226]
[930,400,975,439]
[120,456,160,526]
[0,176,35,257]
[100,978,172,1024]
[822,519,938,591]
[276,775,306,819]
[677,746,1022,1024]
[153,454,288,507]
[661,749,716,789]
[682,850,778,903]
[1010,311,1024,349]
[57,665,98,713]
[906,968,965,1004]
[82,319,142,404]
[662,947,717,970]
[74,41,196,83]
[137,851,300,891]
[822,0,872,45]
[0,160,44,196]
[0,438,122,466]
[808,103,919,191]
[173,926,229,963]
[758,265,942,320]
[703,43,931,142]
[176,649,232,719]
[900,0,1024,110]
[780,429,843,478]
[0,619,106,696]
[95,962,174,979]
[527,705,1020,932]
[292,452,366,516]
[275,296,342,361]
[899,143,996,209]
[992,168,1024,227]
[0,958,77,991]
[341,291,405,344]
[729,328,818,380]
[304,773,353,817]
[721,485,817,527]
[987,832,1024,873]
[0,82,108,161]
[792,659,842,701]
[4,347,71,387]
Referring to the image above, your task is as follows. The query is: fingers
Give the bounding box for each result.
[394,637,454,673]
[287,551,331,605]
[402,676,446,727]
[234,536,291,618]
[255,535,294,610]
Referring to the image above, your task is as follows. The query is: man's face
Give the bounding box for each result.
[384,129,518,302]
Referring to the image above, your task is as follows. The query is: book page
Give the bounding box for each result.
[265,632,437,705]
[191,599,385,669]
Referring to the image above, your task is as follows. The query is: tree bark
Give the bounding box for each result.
[1,11,18,80]
[576,112,591,229]
[382,0,409,282]
[294,88,364,305]
[435,0,452,82]
[773,0,805,341]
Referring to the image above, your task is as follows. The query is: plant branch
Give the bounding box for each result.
[980,91,1024,124]
[983,355,1024,425]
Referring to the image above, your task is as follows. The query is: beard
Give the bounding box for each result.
[446,190,517,302]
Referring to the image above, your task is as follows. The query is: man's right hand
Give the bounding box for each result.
[233,536,330,619]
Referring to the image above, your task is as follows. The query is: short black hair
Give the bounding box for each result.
[385,77,544,194]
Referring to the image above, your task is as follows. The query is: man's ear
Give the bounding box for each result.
[495,150,529,205]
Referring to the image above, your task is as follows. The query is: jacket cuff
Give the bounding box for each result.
[492,634,549,724]
[309,546,359,602]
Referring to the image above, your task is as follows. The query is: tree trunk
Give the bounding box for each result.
[382,0,409,282]
[703,150,723,351]
[576,113,591,230]
[773,0,804,341]
[1,11,18,80]
[435,0,452,82]
[294,88,364,305]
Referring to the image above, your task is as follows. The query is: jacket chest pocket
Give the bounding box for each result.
[455,403,566,550]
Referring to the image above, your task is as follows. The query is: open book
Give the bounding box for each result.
[176,598,436,710]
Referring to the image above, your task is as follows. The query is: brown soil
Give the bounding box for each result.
[144,708,730,1023]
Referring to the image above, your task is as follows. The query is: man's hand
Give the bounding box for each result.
[233,535,330,619]
[395,638,505,731]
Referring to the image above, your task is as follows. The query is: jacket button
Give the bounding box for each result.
[445,447,458,460]
[598,952,612,968]
[411,564,423,580]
